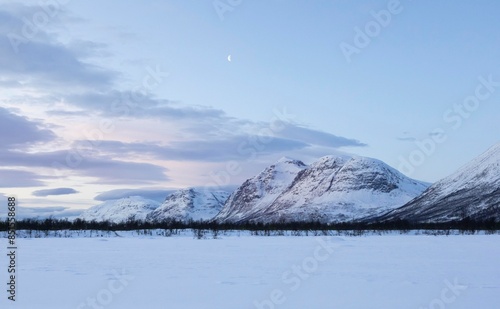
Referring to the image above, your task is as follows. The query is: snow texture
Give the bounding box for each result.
[216,155,428,223]
[380,142,500,222]
[79,188,231,223]
[147,188,230,222]
[79,196,160,223]
[0,233,498,309]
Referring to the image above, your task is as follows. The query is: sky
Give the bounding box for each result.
[0,0,499,214]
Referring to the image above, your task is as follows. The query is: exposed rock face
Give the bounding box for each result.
[378,143,500,223]
[79,196,160,223]
[147,188,230,222]
[215,155,428,223]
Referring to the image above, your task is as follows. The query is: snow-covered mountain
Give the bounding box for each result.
[78,143,499,225]
[214,157,307,222]
[378,143,500,223]
[147,188,230,222]
[79,196,160,223]
[215,155,429,223]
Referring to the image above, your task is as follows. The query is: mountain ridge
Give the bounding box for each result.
[215,154,429,223]
[377,142,500,222]
[147,188,230,222]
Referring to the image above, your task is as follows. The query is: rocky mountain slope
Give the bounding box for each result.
[378,143,500,222]
[147,188,230,222]
[79,196,160,223]
[215,155,429,223]
[214,157,307,222]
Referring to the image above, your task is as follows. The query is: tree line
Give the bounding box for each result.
[0,217,498,233]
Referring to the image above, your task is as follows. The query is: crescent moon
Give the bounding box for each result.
[227,55,231,62]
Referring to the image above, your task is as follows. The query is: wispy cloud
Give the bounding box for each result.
[0,2,368,206]
[0,169,46,187]
[0,107,55,148]
[397,136,417,142]
[0,203,83,219]
[274,123,366,148]
[94,188,176,202]
[0,107,169,185]
[93,185,238,202]
[0,149,170,184]
[72,136,309,162]
[32,187,79,197]
[0,6,116,89]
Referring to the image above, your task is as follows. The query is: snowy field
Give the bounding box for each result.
[0,233,499,309]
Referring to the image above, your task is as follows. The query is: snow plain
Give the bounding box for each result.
[0,233,498,309]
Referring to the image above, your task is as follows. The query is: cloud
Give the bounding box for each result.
[0,148,169,185]
[1,4,366,154]
[274,123,366,148]
[73,136,308,162]
[69,121,366,163]
[397,136,417,142]
[0,169,46,187]
[0,107,168,186]
[94,189,176,202]
[75,158,169,185]
[50,90,226,122]
[93,185,238,202]
[32,187,79,197]
[44,109,88,117]
[0,107,55,148]
[0,6,116,89]
[0,3,368,195]
[397,131,417,142]
[0,109,170,186]
[0,204,83,220]
[428,131,444,138]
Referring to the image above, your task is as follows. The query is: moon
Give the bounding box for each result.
[227,55,231,62]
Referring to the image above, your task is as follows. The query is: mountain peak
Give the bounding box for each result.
[379,142,500,222]
[216,153,428,223]
[148,188,230,222]
[79,196,161,223]
[275,156,307,167]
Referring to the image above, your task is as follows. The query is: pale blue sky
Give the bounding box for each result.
[0,0,499,211]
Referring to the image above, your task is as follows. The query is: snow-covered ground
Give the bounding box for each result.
[0,233,498,309]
